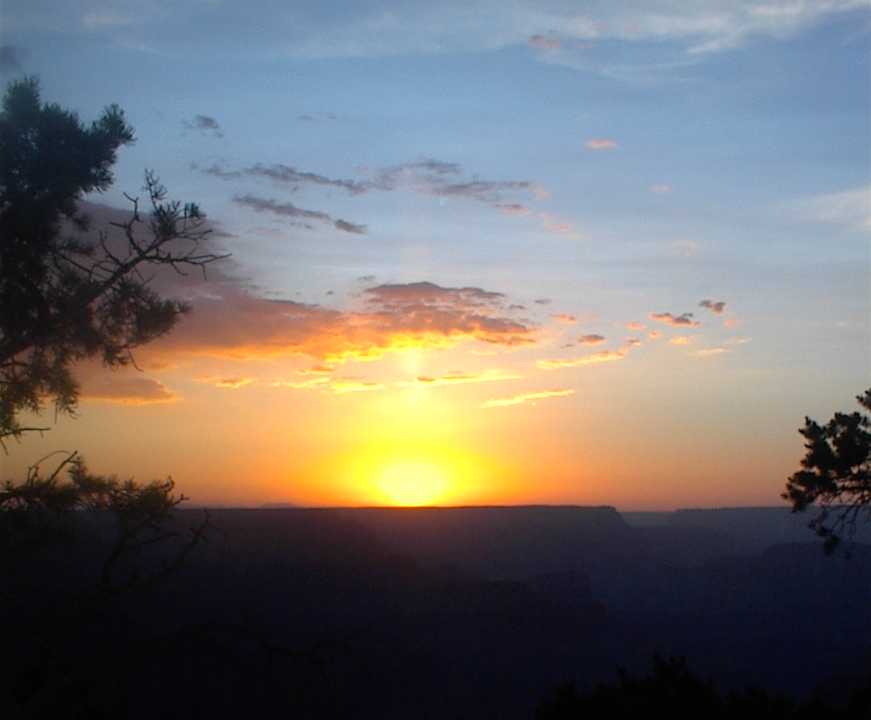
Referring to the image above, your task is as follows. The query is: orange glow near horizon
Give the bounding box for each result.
[375,459,450,506]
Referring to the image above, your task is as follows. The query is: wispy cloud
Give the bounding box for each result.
[692,347,730,357]
[271,376,384,394]
[233,194,366,235]
[552,313,577,324]
[482,388,574,408]
[585,138,618,150]
[210,377,254,389]
[297,111,338,122]
[415,369,522,386]
[626,321,646,331]
[649,183,672,194]
[183,114,224,138]
[537,350,626,370]
[799,184,871,232]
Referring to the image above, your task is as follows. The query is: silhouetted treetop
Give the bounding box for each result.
[0,77,228,443]
[783,389,871,553]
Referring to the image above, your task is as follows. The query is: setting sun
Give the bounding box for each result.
[376,460,450,506]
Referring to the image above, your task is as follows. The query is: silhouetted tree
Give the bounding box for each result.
[783,389,871,553]
[0,78,222,715]
[535,655,867,719]
[0,76,227,444]
[1,450,209,593]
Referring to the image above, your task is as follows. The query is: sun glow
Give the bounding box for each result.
[376,460,449,506]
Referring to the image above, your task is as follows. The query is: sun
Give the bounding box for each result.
[376,460,450,506]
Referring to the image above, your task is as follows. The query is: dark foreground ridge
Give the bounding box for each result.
[4,505,870,718]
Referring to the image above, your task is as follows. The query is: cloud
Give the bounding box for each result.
[671,239,700,257]
[364,281,505,308]
[0,45,24,74]
[9,2,865,76]
[362,158,547,212]
[648,330,662,340]
[626,321,646,331]
[726,336,752,345]
[649,311,701,328]
[669,335,696,345]
[585,138,618,150]
[624,338,642,347]
[534,298,551,305]
[242,163,369,195]
[528,34,561,50]
[183,114,224,138]
[539,212,583,239]
[334,219,367,234]
[692,347,730,357]
[272,376,384,394]
[799,184,871,232]
[202,162,368,195]
[328,378,385,394]
[415,369,522,386]
[537,350,626,370]
[73,202,536,369]
[551,313,577,324]
[297,112,338,122]
[159,281,534,364]
[495,203,532,217]
[482,388,574,409]
[206,157,550,229]
[578,334,606,346]
[233,194,366,234]
[80,374,176,404]
[211,377,254,389]
[699,299,726,314]
[650,183,672,194]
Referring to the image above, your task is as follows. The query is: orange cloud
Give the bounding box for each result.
[626,321,646,331]
[204,377,255,389]
[669,336,696,346]
[693,347,730,358]
[482,388,574,408]
[271,376,384,394]
[578,334,606,346]
[415,370,522,387]
[585,138,618,150]
[537,349,626,370]
[649,311,701,328]
[552,313,577,324]
[80,375,177,404]
[153,280,536,364]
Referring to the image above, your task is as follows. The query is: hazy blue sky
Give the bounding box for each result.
[2,1,869,508]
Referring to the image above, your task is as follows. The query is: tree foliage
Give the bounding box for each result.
[0,76,227,443]
[536,655,869,719]
[1,450,209,593]
[783,389,871,552]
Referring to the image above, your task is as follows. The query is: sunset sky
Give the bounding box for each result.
[2,1,869,509]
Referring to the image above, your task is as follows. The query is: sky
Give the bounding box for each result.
[1,0,869,509]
